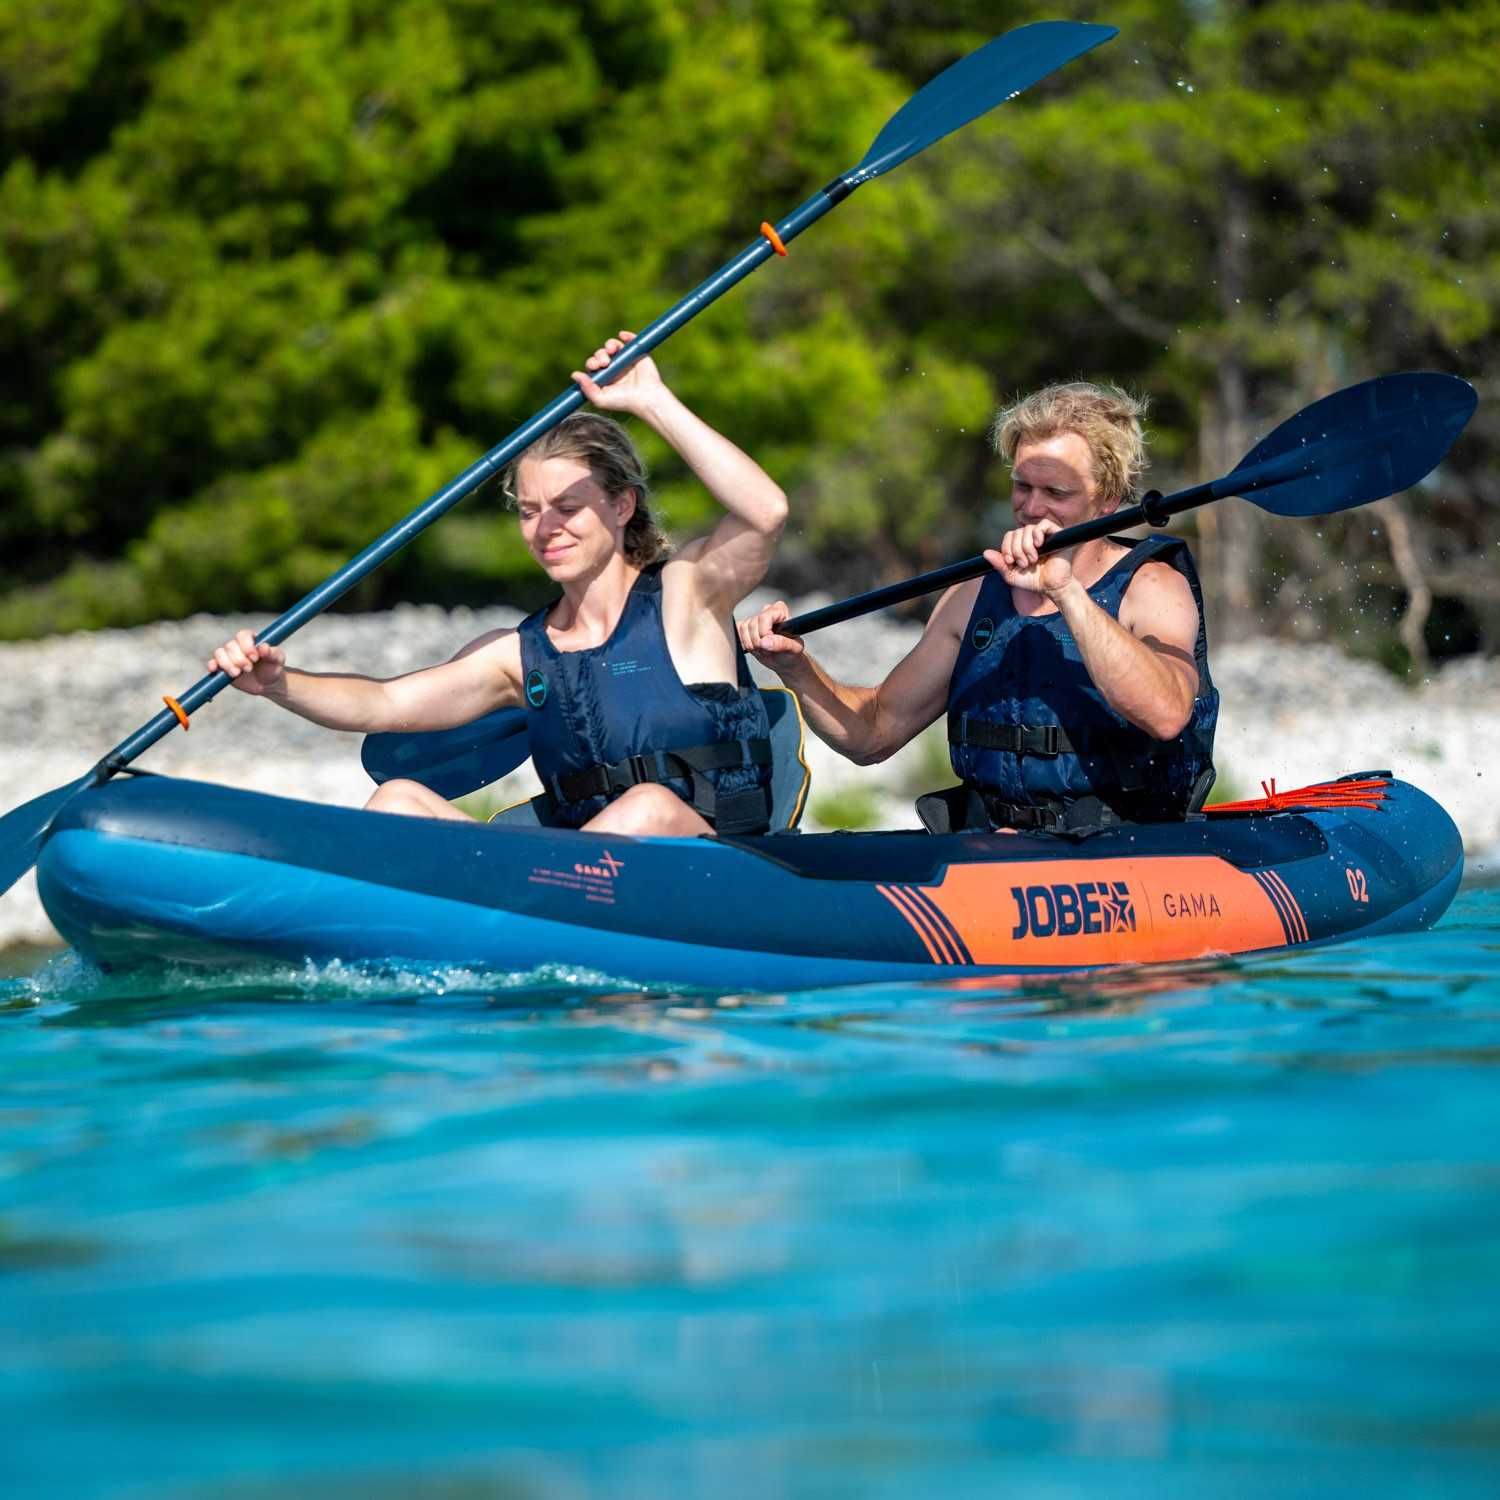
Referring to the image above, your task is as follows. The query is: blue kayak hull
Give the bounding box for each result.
[36,773,1464,986]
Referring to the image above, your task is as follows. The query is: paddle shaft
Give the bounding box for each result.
[87,20,1119,786]
[781,462,1307,636]
[358,475,1254,787]
[90,192,863,782]
[0,20,1120,901]
[361,371,1472,798]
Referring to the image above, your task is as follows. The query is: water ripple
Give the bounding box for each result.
[1,886,1497,1497]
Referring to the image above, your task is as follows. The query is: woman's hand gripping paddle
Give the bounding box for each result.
[0,21,1117,894]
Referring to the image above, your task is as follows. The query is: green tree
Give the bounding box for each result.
[849,0,1500,660]
[2,0,1496,668]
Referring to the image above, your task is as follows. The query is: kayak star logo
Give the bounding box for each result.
[1009,879,1135,940]
[574,850,624,879]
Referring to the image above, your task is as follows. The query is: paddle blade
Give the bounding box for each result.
[361,708,531,802]
[1229,372,1477,517]
[852,21,1117,184]
[0,772,96,899]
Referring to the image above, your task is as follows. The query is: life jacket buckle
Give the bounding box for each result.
[1024,725,1062,757]
[998,800,1059,831]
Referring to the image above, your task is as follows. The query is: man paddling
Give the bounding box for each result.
[739,382,1219,834]
[210,333,788,836]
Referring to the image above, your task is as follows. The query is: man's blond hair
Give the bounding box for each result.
[989,382,1149,506]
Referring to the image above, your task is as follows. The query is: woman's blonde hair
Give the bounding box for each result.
[501,412,672,566]
[989,382,1150,506]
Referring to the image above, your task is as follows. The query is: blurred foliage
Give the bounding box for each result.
[895,724,962,797]
[808,782,883,832]
[1,0,1496,667]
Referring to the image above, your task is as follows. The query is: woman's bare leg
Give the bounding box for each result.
[581,783,711,837]
[363,778,473,821]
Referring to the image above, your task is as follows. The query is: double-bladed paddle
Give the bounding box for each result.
[0,20,1117,897]
[361,370,1477,798]
[783,369,1478,634]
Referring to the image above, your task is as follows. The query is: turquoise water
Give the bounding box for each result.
[3,885,1499,1499]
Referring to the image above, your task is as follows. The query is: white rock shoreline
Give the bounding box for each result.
[3,601,1497,950]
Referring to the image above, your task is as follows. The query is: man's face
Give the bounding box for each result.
[1009,432,1111,527]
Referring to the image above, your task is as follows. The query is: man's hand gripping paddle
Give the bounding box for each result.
[781,371,1478,634]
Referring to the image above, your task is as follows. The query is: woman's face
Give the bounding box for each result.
[515,455,636,582]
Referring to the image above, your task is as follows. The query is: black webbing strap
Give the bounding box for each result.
[949,717,1165,792]
[546,738,773,832]
[915,784,1133,838]
[948,720,1116,756]
[979,794,1130,835]
[949,719,1078,757]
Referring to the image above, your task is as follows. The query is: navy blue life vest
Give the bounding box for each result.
[518,563,773,834]
[945,534,1218,828]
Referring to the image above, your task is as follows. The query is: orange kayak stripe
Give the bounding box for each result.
[1259,869,1309,943]
[888,883,964,964]
[904,885,975,966]
[876,884,947,964]
[1248,871,1294,943]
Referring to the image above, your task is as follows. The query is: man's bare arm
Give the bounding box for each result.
[740,583,974,764]
[1059,561,1200,739]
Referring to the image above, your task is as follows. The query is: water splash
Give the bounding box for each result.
[8,946,655,1012]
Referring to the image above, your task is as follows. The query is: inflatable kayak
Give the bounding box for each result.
[34,770,1462,985]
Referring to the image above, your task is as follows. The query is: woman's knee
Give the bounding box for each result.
[585,783,706,836]
[364,778,445,817]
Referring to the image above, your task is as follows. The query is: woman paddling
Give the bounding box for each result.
[209,333,788,836]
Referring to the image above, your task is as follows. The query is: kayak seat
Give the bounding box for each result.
[761,686,811,831]
[488,686,811,833]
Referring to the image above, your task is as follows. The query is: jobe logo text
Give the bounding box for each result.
[1010,880,1135,939]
